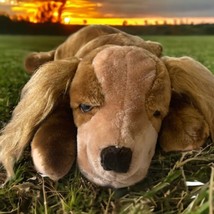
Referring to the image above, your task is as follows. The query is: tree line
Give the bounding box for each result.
[0,15,214,35]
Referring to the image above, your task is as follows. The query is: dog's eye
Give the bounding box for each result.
[153,110,161,117]
[79,104,93,113]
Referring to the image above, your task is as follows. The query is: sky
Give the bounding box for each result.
[0,0,214,24]
[90,0,214,18]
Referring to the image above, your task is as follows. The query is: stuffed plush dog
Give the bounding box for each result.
[0,25,213,188]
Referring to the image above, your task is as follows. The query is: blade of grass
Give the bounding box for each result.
[209,165,214,214]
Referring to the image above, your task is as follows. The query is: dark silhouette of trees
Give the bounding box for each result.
[0,15,214,35]
[35,0,67,23]
[57,0,67,22]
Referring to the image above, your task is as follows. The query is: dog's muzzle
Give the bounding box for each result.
[100,146,132,173]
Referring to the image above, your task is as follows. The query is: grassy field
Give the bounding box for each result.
[0,34,214,214]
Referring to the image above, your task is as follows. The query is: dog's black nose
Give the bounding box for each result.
[101,146,132,173]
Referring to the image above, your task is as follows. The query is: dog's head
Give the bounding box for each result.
[70,46,171,188]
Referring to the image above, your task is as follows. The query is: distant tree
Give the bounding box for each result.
[83,19,87,25]
[35,2,57,22]
[179,19,184,25]
[57,0,67,22]
[123,20,128,26]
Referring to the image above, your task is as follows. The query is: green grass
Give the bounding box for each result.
[0,34,214,214]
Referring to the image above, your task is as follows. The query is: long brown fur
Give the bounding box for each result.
[159,56,214,151]
[0,58,79,179]
[159,92,210,151]
[31,100,76,181]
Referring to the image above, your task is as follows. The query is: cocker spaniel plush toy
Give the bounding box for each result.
[0,25,213,188]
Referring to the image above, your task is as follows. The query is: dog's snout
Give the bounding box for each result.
[101,146,132,173]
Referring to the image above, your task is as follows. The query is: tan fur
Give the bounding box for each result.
[70,60,105,127]
[0,25,214,187]
[31,102,76,181]
[24,25,163,74]
[24,50,55,74]
[75,33,162,59]
[159,92,209,151]
[159,56,214,151]
[71,46,165,187]
[0,58,79,179]
[145,57,171,132]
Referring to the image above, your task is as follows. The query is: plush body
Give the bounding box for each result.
[0,25,213,188]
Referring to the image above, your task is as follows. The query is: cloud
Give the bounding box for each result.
[0,5,12,14]
[0,0,214,18]
[91,0,214,17]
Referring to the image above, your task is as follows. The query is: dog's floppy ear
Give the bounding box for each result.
[158,91,210,152]
[162,56,214,143]
[0,57,79,180]
[24,50,55,74]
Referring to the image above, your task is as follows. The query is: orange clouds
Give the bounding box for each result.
[0,0,213,25]
[11,0,102,22]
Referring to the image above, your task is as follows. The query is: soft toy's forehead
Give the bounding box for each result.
[92,46,157,103]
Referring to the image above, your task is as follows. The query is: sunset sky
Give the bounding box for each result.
[0,0,214,25]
